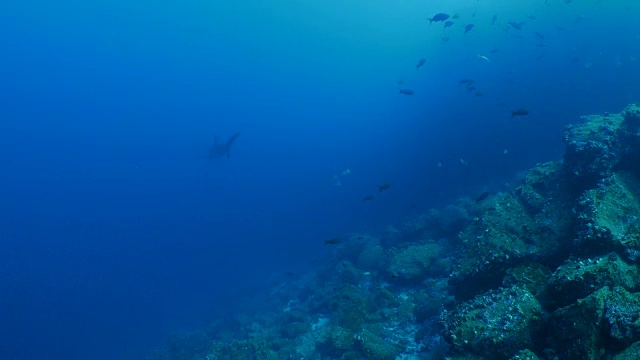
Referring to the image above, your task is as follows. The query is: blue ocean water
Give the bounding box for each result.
[1,0,639,359]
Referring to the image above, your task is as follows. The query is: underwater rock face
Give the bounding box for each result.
[386,243,441,281]
[451,165,573,300]
[545,253,640,309]
[151,104,640,360]
[613,341,640,359]
[354,329,401,360]
[510,349,541,360]
[443,286,543,359]
[575,172,640,256]
[550,286,640,359]
[563,104,640,191]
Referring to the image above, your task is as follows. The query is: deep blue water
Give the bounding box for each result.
[1,0,639,358]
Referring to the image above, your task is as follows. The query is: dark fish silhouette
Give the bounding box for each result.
[444,20,454,28]
[324,237,343,245]
[492,14,498,25]
[464,24,475,34]
[209,132,240,159]
[399,88,414,95]
[511,108,529,118]
[475,191,490,203]
[377,183,392,192]
[428,13,450,24]
[416,58,426,70]
[508,21,525,30]
[363,195,374,201]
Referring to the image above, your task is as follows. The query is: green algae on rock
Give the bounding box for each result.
[443,285,543,359]
[387,242,442,281]
[550,286,640,359]
[452,171,573,300]
[575,171,640,256]
[545,253,640,308]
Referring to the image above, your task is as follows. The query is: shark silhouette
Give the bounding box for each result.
[209,132,240,159]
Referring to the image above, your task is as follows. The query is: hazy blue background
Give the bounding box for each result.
[1,0,639,358]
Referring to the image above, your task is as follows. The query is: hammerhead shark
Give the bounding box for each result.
[209,132,240,159]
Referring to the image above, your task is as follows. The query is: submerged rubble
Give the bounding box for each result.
[150,104,640,360]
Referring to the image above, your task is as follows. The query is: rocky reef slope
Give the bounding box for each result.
[151,104,640,360]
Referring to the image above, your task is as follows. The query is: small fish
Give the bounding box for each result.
[324,237,343,245]
[535,32,545,40]
[464,24,475,34]
[397,79,405,85]
[399,88,414,95]
[475,91,484,97]
[341,168,351,176]
[511,108,529,118]
[466,85,476,91]
[490,48,499,54]
[475,191,490,203]
[441,36,450,43]
[459,159,468,166]
[452,13,460,19]
[363,195,374,201]
[377,183,392,192]
[444,20,454,28]
[428,13,450,24]
[478,54,490,62]
[437,160,445,168]
[459,78,474,86]
[491,14,498,25]
[507,21,525,30]
[527,15,536,20]
[416,58,426,70]
[503,149,509,155]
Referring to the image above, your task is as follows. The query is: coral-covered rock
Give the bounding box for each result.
[546,253,640,308]
[502,262,552,299]
[564,111,625,189]
[443,286,543,359]
[550,286,640,359]
[330,284,376,330]
[563,104,640,190]
[356,244,385,271]
[614,341,640,360]
[452,168,573,300]
[354,329,401,360]
[509,349,540,360]
[574,172,640,256]
[386,242,441,281]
